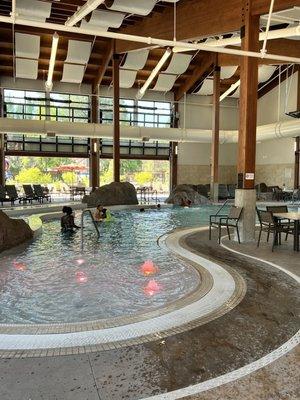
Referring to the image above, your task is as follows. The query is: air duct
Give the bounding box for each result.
[0,118,299,143]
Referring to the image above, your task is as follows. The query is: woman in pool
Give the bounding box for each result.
[61,206,80,232]
[94,205,112,222]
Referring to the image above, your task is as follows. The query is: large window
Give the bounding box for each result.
[99,97,173,128]
[4,90,89,123]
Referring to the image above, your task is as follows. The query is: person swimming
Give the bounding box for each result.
[61,206,80,232]
[94,205,111,221]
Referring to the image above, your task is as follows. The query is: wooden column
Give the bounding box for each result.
[113,52,120,183]
[170,102,179,190]
[210,63,220,203]
[0,89,5,186]
[235,0,259,242]
[89,95,100,191]
[237,1,259,189]
[295,136,300,189]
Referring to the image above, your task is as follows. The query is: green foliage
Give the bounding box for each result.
[15,167,52,184]
[134,171,154,186]
[61,171,77,186]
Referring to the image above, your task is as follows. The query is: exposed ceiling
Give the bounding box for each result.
[0,0,299,99]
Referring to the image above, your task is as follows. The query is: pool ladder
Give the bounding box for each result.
[80,209,100,250]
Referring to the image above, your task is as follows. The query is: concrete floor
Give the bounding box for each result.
[0,228,299,400]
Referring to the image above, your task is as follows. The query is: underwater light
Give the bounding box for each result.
[144,279,161,296]
[76,271,88,283]
[140,260,158,276]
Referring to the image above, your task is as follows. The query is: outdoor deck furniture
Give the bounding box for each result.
[266,205,293,241]
[256,209,294,252]
[33,185,51,203]
[292,189,300,204]
[69,186,86,200]
[227,184,237,199]
[218,184,229,200]
[5,185,23,204]
[23,185,40,203]
[209,206,243,244]
[273,211,300,252]
[0,185,11,206]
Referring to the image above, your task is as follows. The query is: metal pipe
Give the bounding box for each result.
[80,209,100,251]
[0,15,299,63]
[261,0,275,57]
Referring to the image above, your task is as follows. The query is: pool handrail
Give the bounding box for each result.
[215,199,234,216]
[80,209,100,250]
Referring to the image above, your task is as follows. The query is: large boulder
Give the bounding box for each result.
[165,184,209,206]
[0,211,33,253]
[82,182,139,207]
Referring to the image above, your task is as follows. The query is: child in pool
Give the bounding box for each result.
[94,205,111,221]
[61,207,80,232]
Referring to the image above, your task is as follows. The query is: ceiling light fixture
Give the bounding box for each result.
[136,48,172,99]
[65,0,106,27]
[45,32,59,92]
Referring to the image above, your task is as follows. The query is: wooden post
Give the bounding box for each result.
[89,95,100,191]
[210,62,220,203]
[0,89,5,186]
[170,102,179,190]
[113,52,120,183]
[295,136,300,189]
[235,0,259,242]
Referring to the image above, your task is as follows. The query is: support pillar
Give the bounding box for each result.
[0,89,5,186]
[210,63,220,203]
[170,103,179,190]
[235,0,259,242]
[89,95,100,191]
[295,136,300,189]
[113,52,120,183]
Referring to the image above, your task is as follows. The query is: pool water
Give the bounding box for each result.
[0,205,221,325]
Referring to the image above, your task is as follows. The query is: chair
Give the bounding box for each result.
[209,206,243,244]
[23,185,40,203]
[0,185,10,206]
[227,184,237,199]
[218,184,229,200]
[266,205,292,241]
[5,185,23,204]
[256,209,293,251]
[292,189,300,204]
[33,185,51,203]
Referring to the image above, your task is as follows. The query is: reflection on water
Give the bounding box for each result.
[0,205,222,324]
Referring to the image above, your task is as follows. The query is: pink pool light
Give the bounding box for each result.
[144,279,161,296]
[140,260,158,276]
[13,261,27,271]
[76,271,88,283]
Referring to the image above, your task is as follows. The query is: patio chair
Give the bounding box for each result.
[23,185,40,203]
[266,205,292,241]
[292,189,300,203]
[0,185,10,206]
[5,185,23,204]
[33,185,51,203]
[209,206,243,244]
[227,184,237,199]
[256,209,294,251]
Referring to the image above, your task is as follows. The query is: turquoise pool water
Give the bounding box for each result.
[0,205,221,324]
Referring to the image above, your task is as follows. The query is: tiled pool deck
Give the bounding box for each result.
[0,223,299,399]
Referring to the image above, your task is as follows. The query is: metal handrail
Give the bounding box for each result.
[80,209,100,250]
[215,199,233,216]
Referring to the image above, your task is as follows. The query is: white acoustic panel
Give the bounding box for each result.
[65,40,92,65]
[195,79,214,95]
[122,50,149,70]
[81,10,125,31]
[151,74,177,92]
[258,65,277,83]
[16,0,51,22]
[221,66,238,80]
[15,33,40,59]
[16,58,38,79]
[163,54,192,75]
[230,87,240,98]
[119,69,137,89]
[107,0,157,16]
[61,64,85,84]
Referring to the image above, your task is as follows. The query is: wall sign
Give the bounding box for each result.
[245,173,255,180]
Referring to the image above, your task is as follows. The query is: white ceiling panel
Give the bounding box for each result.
[195,79,214,95]
[61,64,85,84]
[119,69,137,89]
[258,65,277,83]
[106,0,157,16]
[81,10,125,31]
[15,32,40,59]
[16,0,51,22]
[65,40,92,65]
[151,74,177,92]
[122,50,149,70]
[221,66,238,80]
[16,58,38,79]
[163,54,193,75]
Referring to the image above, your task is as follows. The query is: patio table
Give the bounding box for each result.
[273,212,300,252]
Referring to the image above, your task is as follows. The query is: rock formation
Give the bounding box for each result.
[82,182,139,207]
[165,184,210,205]
[0,211,33,252]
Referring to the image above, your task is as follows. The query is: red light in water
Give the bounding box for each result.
[76,258,85,266]
[76,271,88,283]
[13,261,27,271]
[144,279,161,296]
[140,260,158,276]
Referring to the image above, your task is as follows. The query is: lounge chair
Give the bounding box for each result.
[209,206,243,244]
[227,184,237,199]
[33,185,51,203]
[0,185,11,206]
[23,185,40,203]
[5,185,23,204]
[218,184,229,200]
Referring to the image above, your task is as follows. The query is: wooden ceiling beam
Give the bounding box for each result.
[174,53,215,101]
[92,39,114,93]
